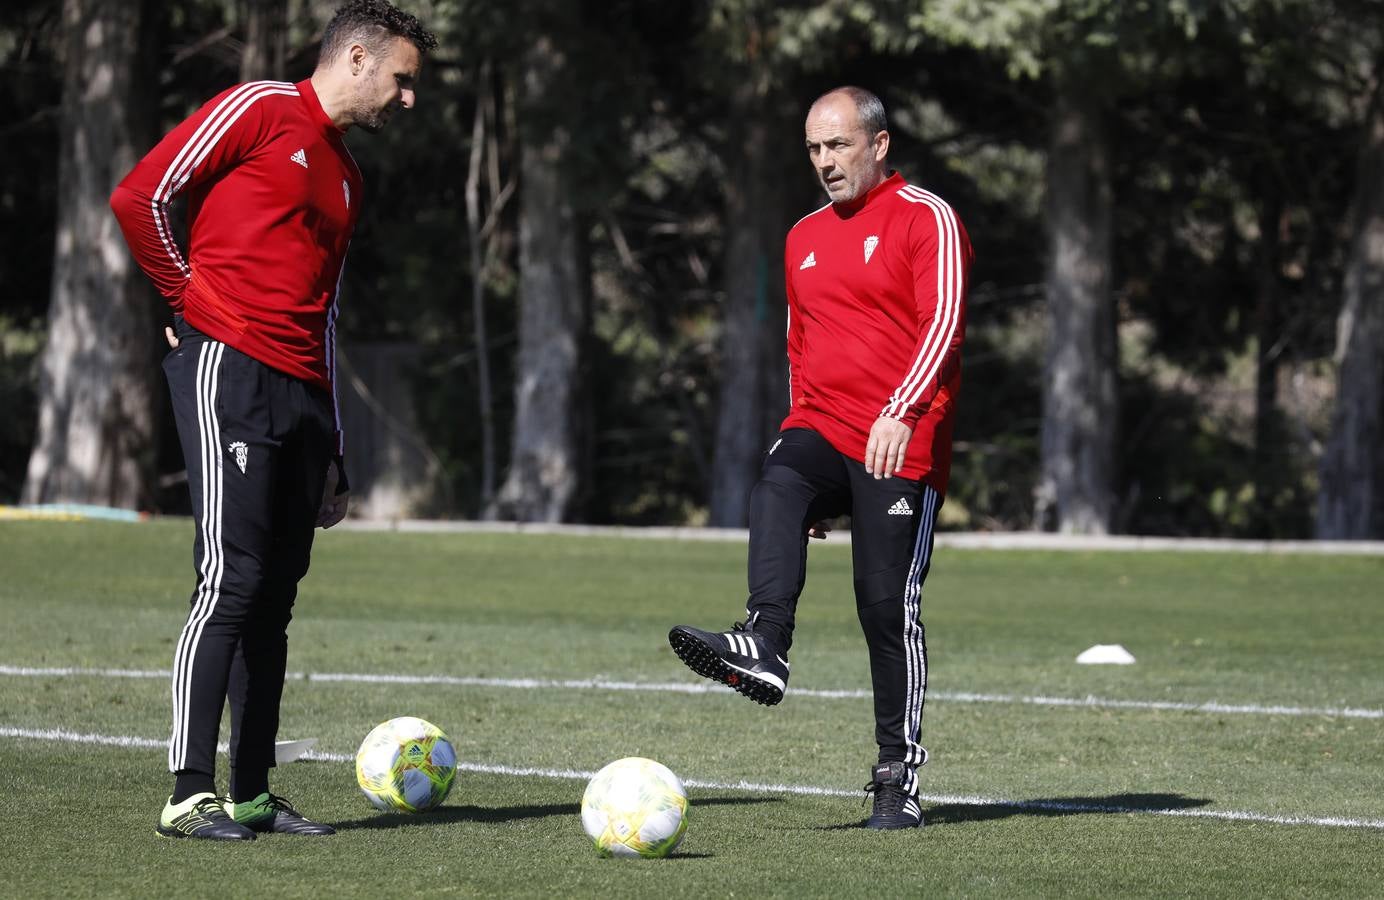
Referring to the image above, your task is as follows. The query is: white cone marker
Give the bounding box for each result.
[1076,644,1136,665]
[274,738,318,763]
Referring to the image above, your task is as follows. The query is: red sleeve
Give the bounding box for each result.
[784,247,804,408]
[109,83,276,309]
[881,197,972,428]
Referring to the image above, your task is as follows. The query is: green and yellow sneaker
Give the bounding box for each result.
[157,793,256,841]
[228,793,335,835]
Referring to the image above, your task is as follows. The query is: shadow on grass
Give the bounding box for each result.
[813,792,1213,831]
[926,792,1213,826]
[334,794,777,831]
[691,795,782,809]
[334,802,580,831]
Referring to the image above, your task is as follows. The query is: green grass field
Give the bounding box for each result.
[1,520,1381,898]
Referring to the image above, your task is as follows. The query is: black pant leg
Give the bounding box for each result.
[227,375,333,775]
[163,338,279,779]
[745,428,850,651]
[847,464,941,769]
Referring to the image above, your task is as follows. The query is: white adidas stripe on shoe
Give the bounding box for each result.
[668,623,789,706]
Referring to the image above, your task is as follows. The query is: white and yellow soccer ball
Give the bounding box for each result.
[580,757,688,858]
[355,716,457,813]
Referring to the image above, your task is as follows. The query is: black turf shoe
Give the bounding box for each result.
[864,761,923,829]
[668,620,789,706]
[228,793,336,835]
[157,793,256,841]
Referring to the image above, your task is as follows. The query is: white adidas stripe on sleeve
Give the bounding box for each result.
[149,81,299,281]
[884,185,964,419]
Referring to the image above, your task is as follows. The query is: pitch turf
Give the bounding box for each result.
[1,520,1381,898]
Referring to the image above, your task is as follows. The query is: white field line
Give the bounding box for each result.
[2,724,1382,832]
[2,664,1380,720]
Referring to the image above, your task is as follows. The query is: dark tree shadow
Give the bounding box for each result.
[811,792,1214,831]
[333,793,776,831]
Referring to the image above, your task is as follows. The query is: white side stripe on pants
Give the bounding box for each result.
[901,485,938,768]
[169,341,227,772]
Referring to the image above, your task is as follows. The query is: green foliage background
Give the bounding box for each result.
[1,0,1377,535]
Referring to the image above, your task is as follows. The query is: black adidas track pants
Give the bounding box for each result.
[162,320,333,781]
[746,427,938,769]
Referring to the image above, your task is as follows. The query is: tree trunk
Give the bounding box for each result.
[23,0,158,510]
[239,0,287,82]
[465,65,498,510]
[1317,88,1384,540]
[707,73,790,527]
[1251,183,1285,537]
[488,34,587,522]
[1034,79,1116,534]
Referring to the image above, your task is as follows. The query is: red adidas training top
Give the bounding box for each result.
[110,79,362,453]
[781,172,973,494]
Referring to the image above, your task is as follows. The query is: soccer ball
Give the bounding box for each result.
[355,716,457,813]
[580,757,688,858]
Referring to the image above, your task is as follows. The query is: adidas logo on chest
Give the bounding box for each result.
[797,234,885,273]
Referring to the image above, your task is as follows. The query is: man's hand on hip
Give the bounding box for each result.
[865,416,913,479]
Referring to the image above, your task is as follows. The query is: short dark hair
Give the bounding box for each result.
[318,0,438,65]
[815,86,888,137]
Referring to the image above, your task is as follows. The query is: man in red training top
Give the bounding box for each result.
[110,0,436,841]
[671,86,973,830]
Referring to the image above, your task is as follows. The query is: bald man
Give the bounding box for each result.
[671,87,973,830]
